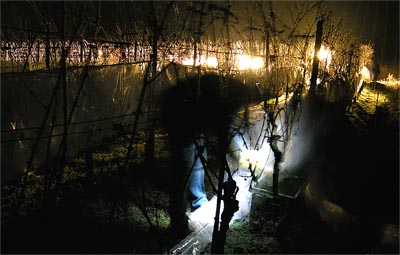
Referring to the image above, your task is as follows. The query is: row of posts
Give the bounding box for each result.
[1,36,142,72]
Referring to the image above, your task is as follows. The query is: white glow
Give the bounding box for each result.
[205,56,218,68]
[239,148,269,172]
[360,66,371,81]
[188,196,218,224]
[182,57,198,66]
[188,175,253,226]
[237,55,264,70]
[181,56,218,68]
[306,77,322,85]
[317,45,332,68]
[317,45,330,61]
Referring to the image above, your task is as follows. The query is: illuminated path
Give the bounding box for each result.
[169,168,253,255]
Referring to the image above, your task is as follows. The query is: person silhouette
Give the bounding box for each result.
[368,56,380,82]
[161,73,262,237]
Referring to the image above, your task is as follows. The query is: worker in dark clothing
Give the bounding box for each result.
[368,56,380,82]
[161,73,262,236]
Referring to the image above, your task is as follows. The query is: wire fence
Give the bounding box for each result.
[1,117,158,144]
[1,111,157,134]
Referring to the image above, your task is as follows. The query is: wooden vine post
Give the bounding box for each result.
[310,18,323,95]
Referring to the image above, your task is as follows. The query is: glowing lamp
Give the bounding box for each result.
[239,149,268,172]
[205,56,218,68]
[182,57,198,66]
[181,56,218,68]
[317,45,332,67]
[237,55,264,70]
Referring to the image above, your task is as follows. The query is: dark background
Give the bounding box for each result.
[1,1,399,75]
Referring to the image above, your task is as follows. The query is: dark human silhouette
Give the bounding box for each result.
[161,73,262,237]
[368,56,380,82]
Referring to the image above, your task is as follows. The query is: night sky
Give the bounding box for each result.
[327,1,399,74]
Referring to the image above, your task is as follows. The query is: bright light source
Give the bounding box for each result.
[239,148,268,171]
[181,56,218,68]
[182,57,198,66]
[205,56,218,68]
[307,77,322,85]
[317,45,332,67]
[237,55,264,70]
